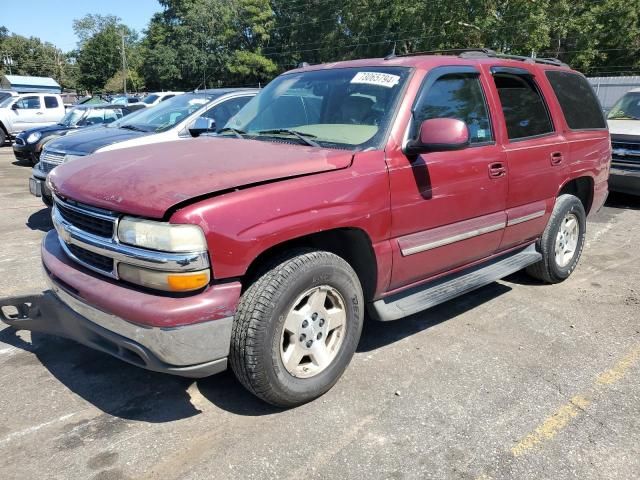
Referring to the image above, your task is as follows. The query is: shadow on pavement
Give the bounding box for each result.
[0,281,513,421]
[26,207,53,232]
[605,191,640,211]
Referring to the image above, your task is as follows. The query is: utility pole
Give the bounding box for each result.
[2,54,13,75]
[120,30,127,95]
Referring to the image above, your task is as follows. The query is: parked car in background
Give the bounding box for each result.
[30,88,256,205]
[0,89,18,104]
[142,91,184,107]
[607,88,640,195]
[14,103,137,165]
[0,93,65,144]
[5,51,610,407]
[111,95,144,107]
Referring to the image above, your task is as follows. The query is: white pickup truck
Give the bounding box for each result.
[0,93,66,144]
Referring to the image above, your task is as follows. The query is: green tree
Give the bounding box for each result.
[73,15,141,93]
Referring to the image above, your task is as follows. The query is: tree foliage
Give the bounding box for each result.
[4,0,640,93]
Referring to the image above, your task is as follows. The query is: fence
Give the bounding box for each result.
[588,76,640,111]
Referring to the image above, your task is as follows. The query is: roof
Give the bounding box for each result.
[288,53,574,75]
[194,88,260,95]
[72,103,131,110]
[1,75,61,93]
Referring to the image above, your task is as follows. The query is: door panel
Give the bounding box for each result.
[387,67,508,290]
[489,71,569,250]
[388,146,507,289]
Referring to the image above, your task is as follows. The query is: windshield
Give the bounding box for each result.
[143,94,159,105]
[59,108,86,126]
[225,67,411,150]
[0,96,15,108]
[608,92,640,120]
[113,93,216,132]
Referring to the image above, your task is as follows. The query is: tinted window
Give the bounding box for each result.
[414,74,493,144]
[545,71,606,129]
[494,74,553,140]
[202,96,252,129]
[15,96,41,109]
[160,94,175,102]
[44,96,59,108]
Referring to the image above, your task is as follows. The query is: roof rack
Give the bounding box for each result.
[385,48,568,67]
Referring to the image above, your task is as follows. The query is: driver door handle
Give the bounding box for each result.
[488,162,507,178]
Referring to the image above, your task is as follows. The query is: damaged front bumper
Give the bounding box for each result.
[0,232,242,378]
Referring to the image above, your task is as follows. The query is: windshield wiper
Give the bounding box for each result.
[120,124,148,132]
[217,127,246,139]
[256,129,320,147]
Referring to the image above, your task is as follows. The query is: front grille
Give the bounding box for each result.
[40,150,65,175]
[67,244,114,273]
[612,140,640,165]
[56,201,115,238]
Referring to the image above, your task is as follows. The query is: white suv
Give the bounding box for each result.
[0,93,65,144]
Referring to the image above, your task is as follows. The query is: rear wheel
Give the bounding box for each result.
[230,250,364,407]
[0,128,6,146]
[526,194,586,283]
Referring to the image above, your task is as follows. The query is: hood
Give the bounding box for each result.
[607,119,640,136]
[44,125,150,155]
[49,137,354,218]
[18,124,75,138]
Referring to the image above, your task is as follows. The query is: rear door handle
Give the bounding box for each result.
[488,162,507,178]
[550,151,563,165]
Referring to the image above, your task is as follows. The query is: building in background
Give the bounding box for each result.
[0,75,61,93]
[588,76,640,111]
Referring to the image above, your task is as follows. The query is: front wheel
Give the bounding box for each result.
[526,194,586,283]
[230,250,364,407]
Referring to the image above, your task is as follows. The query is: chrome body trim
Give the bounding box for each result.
[507,209,546,226]
[52,207,209,277]
[46,273,233,366]
[401,222,506,256]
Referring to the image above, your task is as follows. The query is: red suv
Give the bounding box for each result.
[1,50,610,407]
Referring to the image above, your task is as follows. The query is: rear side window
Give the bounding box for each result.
[493,74,554,140]
[44,96,59,108]
[545,71,606,129]
[414,74,493,144]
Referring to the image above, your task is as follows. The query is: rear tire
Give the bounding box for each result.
[526,194,586,283]
[0,128,6,146]
[230,250,364,407]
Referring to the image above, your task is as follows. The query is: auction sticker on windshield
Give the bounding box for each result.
[351,72,400,88]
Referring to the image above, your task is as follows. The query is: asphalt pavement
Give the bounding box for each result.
[0,147,638,480]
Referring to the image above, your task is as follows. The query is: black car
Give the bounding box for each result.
[13,103,138,165]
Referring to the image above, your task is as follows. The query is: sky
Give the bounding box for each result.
[2,0,161,51]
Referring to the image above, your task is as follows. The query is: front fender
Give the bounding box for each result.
[169,150,391,280]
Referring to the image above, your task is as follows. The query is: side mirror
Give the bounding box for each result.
[11,103,19,110]
[405,118,470,155]
[189,117,216,138]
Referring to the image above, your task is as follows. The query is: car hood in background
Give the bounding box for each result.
[44,125,151,155]
[49,137,354,218]
[607,119,640,136]
[19,124,75,138]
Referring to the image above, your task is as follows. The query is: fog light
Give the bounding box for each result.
[118,264,210,292]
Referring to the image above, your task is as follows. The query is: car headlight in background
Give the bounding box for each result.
[27,132,42,144]
[117,217,208,252]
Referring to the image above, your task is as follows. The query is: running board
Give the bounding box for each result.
[372,244,542,321]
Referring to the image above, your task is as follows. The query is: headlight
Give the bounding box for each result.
[63,154,83,162]
[27,132,42,143]
[117,217,207,252]
[118,264,210,292]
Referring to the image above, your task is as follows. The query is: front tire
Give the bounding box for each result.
[526,194,586,283]
[230,250,364,407]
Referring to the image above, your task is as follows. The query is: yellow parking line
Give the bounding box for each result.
[511,395,590,457]
[596,345,640,385]
[510,343,639,458]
